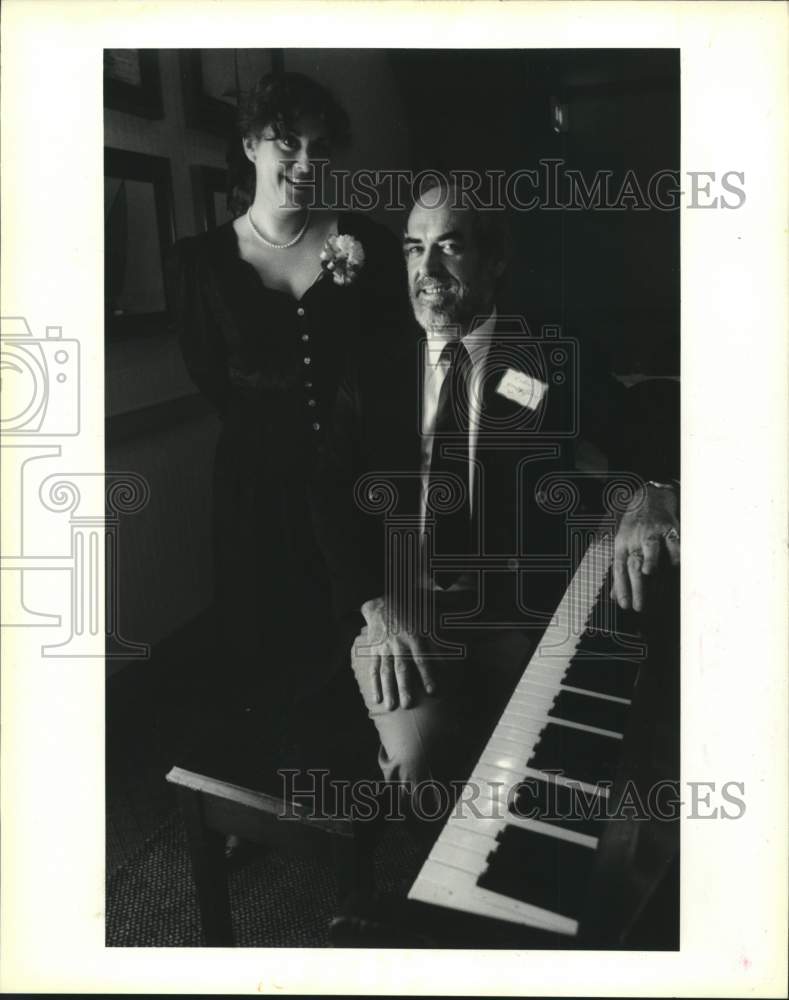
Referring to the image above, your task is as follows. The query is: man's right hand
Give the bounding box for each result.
[357,596,439,710]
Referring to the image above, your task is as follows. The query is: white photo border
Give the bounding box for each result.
[1,1,787,995]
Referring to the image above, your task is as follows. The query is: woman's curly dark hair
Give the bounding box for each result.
[227,71,351,216]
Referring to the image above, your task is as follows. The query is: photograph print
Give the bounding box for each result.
[105,46,683,950]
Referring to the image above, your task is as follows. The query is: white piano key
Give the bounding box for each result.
[500,706,553,726]
[495,811,600,849]
[506,709,625,741]
[492,727,542,750]
[466,780,602,847]
[558,683,632,705]
[550,716,624,739]
[498,710,549,731]
[450,813,508,841]
[483,740,535,766]
[503,701,555,719]
[475,754,612,802]
[473,783,518,816]
[506,688,557,705]
[519,674,567,695]
[536,643,580,660]
[441,823,496,856]
[496,720,544,738]
[536,618,577,632]
[472,761,528,786]
[431,840,494,873]
[506,697,557,716]
[516,665,568,685]
[521,673,565,689]
[496,714,548,737]
[440,829,499,862]
[545,618,583,636]
[519,766,611,800]
[457,775,519,812]
[508,687,558,706]
[407,531,619,935]
[479,755,532,778]
[484,734,541,757]
[530,642,577,658]
[524,655,569,671]
[408,860,579,936]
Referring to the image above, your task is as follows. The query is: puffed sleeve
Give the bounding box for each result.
[168,236,230,413]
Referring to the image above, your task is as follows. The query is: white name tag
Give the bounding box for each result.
[495,368,547,410]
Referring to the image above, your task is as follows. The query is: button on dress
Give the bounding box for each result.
[171,213,409,712]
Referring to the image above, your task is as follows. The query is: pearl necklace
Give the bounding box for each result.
[246,208,311,250]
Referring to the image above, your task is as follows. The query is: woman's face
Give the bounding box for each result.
[244,114,331,211]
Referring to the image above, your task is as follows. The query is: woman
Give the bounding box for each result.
[172,72,409,740]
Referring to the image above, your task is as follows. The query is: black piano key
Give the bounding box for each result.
[573,627,635,658]
[563,657,638,699]
[509,776,605,836]
[565,570,643,654]
[528,723,623,786]
[549,689,629,733]
[586,571,642,637]
[477,823,596,919]
[565,571,647,693]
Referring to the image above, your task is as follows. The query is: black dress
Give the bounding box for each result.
[171,213,409,718]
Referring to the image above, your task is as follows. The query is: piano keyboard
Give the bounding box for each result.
[408,530,643,937]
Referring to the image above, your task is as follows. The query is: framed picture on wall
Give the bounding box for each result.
[191,166,235,231]
[104,147,175,338]
[104,49,164,119]
[179,49,281,135]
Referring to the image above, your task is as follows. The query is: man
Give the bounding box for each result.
[313,182,680,796]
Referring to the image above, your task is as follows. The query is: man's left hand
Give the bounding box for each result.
[612,483,680,612]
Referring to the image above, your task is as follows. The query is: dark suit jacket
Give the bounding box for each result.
[311,314,678,629]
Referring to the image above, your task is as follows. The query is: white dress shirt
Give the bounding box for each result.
[419,310,497,533]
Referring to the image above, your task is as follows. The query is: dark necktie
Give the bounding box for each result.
[428,340,472,588]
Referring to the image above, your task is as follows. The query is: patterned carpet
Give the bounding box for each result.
[106,808,425,947]
[107,614,429,947]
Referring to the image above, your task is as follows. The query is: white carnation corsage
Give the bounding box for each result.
[320,233,366,286]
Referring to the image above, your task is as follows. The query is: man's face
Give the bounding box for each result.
[404,199,499,339]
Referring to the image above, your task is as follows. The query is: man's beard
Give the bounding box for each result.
[410,281,487,335]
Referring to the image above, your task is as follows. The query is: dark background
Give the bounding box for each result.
[105,45,679,675]
[105,49,680,929]
[388,48,679,375]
